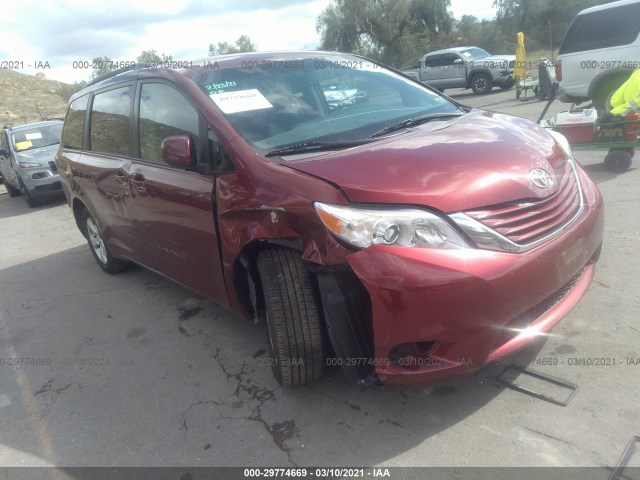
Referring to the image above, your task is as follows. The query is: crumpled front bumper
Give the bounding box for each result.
[20,168,62,198]
[343,167,603,387]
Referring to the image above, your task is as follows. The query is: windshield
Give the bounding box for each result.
[194,54,460,154]
[459,48,491,61]
[11,124,62,152]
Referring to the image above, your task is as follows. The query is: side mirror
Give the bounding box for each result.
[0,147,7,157]
[453,59,463,65]
[161,135,194,168]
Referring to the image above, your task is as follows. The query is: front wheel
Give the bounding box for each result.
[471,73,493,95]
[5,180,21,197]
[18,178,37,208]
[81,209,131,274]
[257,248,324,386]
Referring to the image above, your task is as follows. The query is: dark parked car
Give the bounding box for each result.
[0,120,64,207]
[56,51,604,388]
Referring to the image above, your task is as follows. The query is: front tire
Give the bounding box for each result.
[18,178,37,208]
[81,209,131,274]
[5,180,21,197]
[471,73,493,95]
[257,247,324,386]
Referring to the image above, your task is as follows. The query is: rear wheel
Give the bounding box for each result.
[604,148,633,172]
[81,209,131,274]
[257,247,324,386]
[500,79,515,90]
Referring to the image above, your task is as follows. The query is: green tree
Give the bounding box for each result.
[316,0,453,67]
[58,81,87,102]
[450,16,512,54]
[91,56,116,79]
[137,49,173,65]
[209,35,257,56]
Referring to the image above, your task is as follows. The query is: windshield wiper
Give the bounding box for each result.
[370,112,464,138]
[265,139,375,157]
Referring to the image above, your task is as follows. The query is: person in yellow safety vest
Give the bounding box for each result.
[609,69,640,117]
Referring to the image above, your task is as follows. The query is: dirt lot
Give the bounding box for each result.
[0,88,639,473]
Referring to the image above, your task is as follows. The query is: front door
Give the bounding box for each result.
[130,81,227,305]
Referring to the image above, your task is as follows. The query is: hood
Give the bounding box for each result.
[284,110,568,213]
[15,143,59,164]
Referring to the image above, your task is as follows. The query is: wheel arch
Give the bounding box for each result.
[72,198,89,237]
[466,68,493,87]
[231,237,379,386]
[587,70,631,100]
[231,237,305,321]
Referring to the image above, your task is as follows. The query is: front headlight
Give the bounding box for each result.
[314,202,470,249]
[19,162,42,168]
[548,130,573,158]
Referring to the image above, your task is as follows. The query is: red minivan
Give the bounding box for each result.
[56,51,604,388]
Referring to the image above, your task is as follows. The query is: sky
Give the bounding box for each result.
[1,0,497,84]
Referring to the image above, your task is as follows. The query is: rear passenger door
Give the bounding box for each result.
[129,80,228,305]
[82,84,141,260]
[422,55,445,87]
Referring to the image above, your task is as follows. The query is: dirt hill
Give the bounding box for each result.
[0,69,72,126]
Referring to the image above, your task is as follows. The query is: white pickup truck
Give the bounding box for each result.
[402,46,516,95]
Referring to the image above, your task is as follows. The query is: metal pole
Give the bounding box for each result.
[549,20,553,61]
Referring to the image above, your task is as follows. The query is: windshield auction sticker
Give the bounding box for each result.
[209,89,273,114]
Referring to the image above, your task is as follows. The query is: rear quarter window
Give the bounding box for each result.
[559,3,640,54]
[61,94,89,149]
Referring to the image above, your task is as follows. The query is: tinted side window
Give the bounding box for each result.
[425,55,443,68]
[90,86,132,155]
[139,83,199,163]
[61,94,89,149]
[559,4,640,54]
[442,54,460,66]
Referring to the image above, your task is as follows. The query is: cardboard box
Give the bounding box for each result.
[554,110,597,144]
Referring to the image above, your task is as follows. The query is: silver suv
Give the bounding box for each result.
[555,0,640,112]
[0,120,64,207]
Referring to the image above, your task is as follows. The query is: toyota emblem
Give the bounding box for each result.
[529,168,552,189]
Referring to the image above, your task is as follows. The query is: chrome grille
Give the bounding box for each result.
[464,161,581,246]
